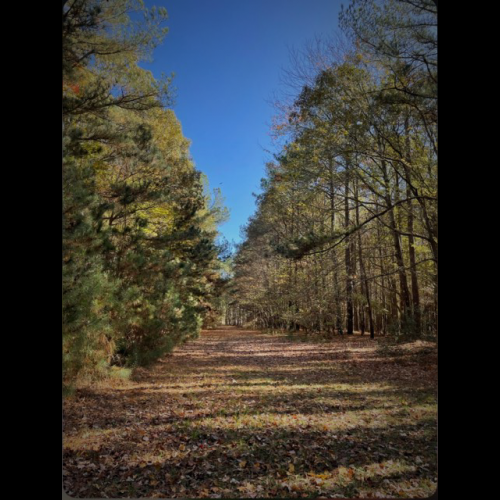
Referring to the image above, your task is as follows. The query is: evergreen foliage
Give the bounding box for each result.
[63,0,227,392]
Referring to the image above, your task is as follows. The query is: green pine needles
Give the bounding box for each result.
[63,0,227,392]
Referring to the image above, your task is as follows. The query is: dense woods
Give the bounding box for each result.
[63,0,229,392]
[228,0,437,341]
[63,0,437,389]
[63,2,437,498]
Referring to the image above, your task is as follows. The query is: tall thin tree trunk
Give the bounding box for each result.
[403,115,421,334]
[381,158,411,327]
[345,165,354,335]
[329,160,343,334]
[355,177,374,339]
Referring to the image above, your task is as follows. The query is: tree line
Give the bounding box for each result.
[63,0,437,394]
[228,0,437,340]
[62,0,229,392]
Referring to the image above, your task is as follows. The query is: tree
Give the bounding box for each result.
[63,0,227,390]
[231,0,437,339]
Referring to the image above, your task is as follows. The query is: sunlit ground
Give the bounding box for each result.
[63,327,437,498]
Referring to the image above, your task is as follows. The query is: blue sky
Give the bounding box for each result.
[142,0,343,246]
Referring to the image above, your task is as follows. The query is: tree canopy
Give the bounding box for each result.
[63,0,228,391]
[228,0,437,340]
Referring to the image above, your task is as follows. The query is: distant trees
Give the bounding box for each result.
[62,0,437,395]
[230,0,437,339]
[63,0,228,392]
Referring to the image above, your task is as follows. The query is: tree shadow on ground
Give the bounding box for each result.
[64,420,437,498]
[63,328,437,498]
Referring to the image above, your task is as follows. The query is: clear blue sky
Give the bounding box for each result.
[142,0,343,246]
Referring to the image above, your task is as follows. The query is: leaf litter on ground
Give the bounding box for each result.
[63,327,437,498]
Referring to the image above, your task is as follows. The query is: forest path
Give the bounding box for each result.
[63,327,437,498]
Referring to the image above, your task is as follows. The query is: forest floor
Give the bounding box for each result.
[63,327,437,499]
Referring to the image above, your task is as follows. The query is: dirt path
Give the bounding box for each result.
[63,327,437,498]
